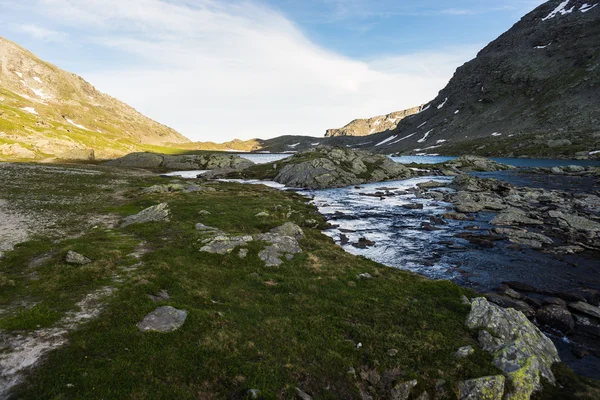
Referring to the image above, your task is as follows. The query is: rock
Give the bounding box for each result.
[352,238,376,248]
[455,346,475,358]
[247,389,261,399]
[142,183,187,194]
[137,306,187,333]
[502,288,522,300]
[547,139,572,148]
[484,293,535,317]
[200,235,253,255]
[458,375,505,400]
[195,223,221,233]
[491,208,542,226]
[269,222,305,239]
[387,349,398,357]
[390,380,417,400]
[238,249,248,259]
[443,155,514,172]
[402,203,424,210]
[0,143,36,159]
[536,305,575,333]
[569,302,600,319]
[255,232,302,266]
[105,152,254,171]
[466,298,560,399]
[452,174,513,193]
[442,212,470,220]
[493,227,553,248]
[148,290,170,302]
[121,203,170,228]
[544,297,567,307]
[461,295,471,305]
[198,210,211,215]
[548,211,600,232]
[65,250,92,265]
[357,273,372,279]
[255,212,270,217]
[295,388,312,400]
[417,180,447,189]
[503,281,540,293]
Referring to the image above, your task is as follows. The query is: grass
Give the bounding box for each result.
[0,163,596,399]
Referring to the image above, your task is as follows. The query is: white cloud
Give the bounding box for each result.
[13,24,66,42]
[13,0,480,141]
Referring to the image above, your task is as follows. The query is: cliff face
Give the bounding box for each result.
[324,106,423,138]
[359,0,600,158]
[0,37,189,160]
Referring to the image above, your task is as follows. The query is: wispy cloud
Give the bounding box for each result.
[4,0,481,141]
[13,24,67,42]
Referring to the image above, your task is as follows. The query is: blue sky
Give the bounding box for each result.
[0,0,545,141]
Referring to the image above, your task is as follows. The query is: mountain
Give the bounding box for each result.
[0,36,189,160]
[324,106,423,137]
[351,0,600,158]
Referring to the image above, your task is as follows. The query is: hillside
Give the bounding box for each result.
[239,0,600,159]
[324,106,423,137]
[0,36,189,161]
[352,0,600,158]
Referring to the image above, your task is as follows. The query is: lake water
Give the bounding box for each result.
[240,153,600,168]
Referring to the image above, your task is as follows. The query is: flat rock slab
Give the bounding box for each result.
[121,203,170,228]
[137,306,187,333]
[65,250,92,265]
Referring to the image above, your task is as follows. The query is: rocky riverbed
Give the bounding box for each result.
[303,165,600,378]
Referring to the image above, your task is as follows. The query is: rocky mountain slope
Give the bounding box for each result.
[324,106,423,137]
[0,36,189,161]
[353,0,600,158]
[234,0,599,159]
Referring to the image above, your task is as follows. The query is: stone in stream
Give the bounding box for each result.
[466,298,560,399]
[493,227,554,249]
[548,211,600,232]
[490,207,543,226]
[121,203,170,228]
[137,306,187,332]
[536,305,575,334]
[65,250,92,265]
[569,302,600,319]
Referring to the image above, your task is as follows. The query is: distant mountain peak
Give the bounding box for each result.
[324,106,424,137]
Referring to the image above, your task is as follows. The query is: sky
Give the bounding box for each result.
[0,0,546,142]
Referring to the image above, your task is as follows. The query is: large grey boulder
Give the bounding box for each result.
[466,298,560,399]
[137,306,187,332]
[121,203,170,228]
[272,147,412,189]
[105,152,254,171]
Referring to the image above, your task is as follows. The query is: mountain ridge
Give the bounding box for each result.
[324,106,423,138]
[0,36,189,160]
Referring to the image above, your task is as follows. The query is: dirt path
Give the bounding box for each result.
[0,199,30,258]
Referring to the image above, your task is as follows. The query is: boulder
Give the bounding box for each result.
[137,306,187,332]
[458,375,505,400]
[455,346,475,358]
[389,380,418,400]
[199,235,253,255]
[105,152,254,171]
[484,293,535,317]
[272,147,412,189]
[491,207,543,226]
[121,203,170,228]
[536,305,575,333]
[443,155,514,172]
[568,301,600,319]
[493,227,553,249]
[269,222,305,239]
[65,250,92,265]
[256,234,302,266]
[466,298,560,399]
[548,211,600,233]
